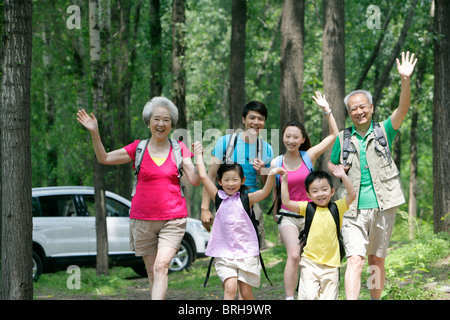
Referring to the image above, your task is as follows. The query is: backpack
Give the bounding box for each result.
[298,202,346,262]
[266,151,314,218]
[203,192,272,287]
[223,132,263,164]
[342,122,391,167]
[131,138,184,197]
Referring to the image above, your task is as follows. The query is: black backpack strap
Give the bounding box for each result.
[203,257,215,287]
[373,122,392,164]
[342,127,356,167]
[328,202,346,262]
[240,193,272,286]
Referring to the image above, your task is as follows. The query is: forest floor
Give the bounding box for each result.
[33,253,450,301]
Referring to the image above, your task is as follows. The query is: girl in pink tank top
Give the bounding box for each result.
[271,91,339,300]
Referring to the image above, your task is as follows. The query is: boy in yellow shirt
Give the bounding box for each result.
[281,165,356,300]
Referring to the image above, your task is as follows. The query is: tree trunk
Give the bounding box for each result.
[1,0,33,300]
[432,0,450,234]
[150,0,162,97]
[229,0,246,130]
[172,0,187,129]
[319,0,345,173]
[280,0,304,153]
[89,0,109,276]
[115,1,141,199]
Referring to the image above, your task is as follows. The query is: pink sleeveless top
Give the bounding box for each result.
[124,140,192,220]
[205,190,259,259]
[280,158,312,210]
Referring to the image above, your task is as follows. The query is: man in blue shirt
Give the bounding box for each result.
[201,101,273,249]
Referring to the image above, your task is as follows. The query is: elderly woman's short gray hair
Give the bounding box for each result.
[142,96,179,126]
[343,90,373,110]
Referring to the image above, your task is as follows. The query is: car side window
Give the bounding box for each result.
[38,195,77,217]
[81,195,129,217]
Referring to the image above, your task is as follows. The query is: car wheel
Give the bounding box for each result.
[169,239,193,272]
[33,251,43,282]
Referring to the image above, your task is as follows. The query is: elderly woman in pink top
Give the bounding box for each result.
[270,91,339,300]
[77,97,201,300]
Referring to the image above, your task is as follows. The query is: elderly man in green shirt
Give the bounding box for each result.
[328,51,417,300]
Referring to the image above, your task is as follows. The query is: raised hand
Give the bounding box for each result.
[396,51,418,78]
[330,163,347,179]
[312,91,330,112]
[76,109,98,133]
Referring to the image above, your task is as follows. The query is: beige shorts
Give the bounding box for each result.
[214,256,261,288]
[342,207,397,258]
[277,209,305,231]
[298,256,339,300]
[129,217,186,256]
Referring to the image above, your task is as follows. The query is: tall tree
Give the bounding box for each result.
[1,0,33,300]
[172,0,187,129]
[150,0,162,97]
[229,0,246,130]
[319,0,345,172]
[432,0,450,234]
[280,0,305,151]
[114,1,141,199]
[89,0,111,276]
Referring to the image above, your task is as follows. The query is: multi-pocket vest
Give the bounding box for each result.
[338,122,405,217]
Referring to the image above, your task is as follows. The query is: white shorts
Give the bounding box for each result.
[214,256,261,288]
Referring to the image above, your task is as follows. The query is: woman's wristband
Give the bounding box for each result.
[324,109,332,115]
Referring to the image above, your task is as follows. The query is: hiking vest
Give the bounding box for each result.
[338,122,405,217]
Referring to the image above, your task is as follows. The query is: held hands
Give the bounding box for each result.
[312,91,331,113]
[192,141,204,157]
[269,167,286,176]
[396,51,418,79]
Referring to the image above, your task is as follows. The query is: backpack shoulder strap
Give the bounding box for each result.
[373,122,392,164]
[169,139,185,197]
[134,139,149,175]
[240,192,252,220]
[328,202,340,235]
[304,202,316,243]
[299,150,314,172]
[342,127,355,167]
[131,139,149,197]
[224,133,238,164]
[256,137,263,160]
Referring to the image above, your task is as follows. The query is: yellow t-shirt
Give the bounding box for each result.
[298,198,348,268]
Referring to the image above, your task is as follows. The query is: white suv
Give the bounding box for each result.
[32,186,209,281]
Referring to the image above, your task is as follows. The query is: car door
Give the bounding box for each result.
[33,194,91,258]
[81,194,132,255]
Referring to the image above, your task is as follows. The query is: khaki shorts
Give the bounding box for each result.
[298,256,339,300]
[277,209,305,231]
[342,207,397,259]
[215,256,261,288]
[129,217,186,256]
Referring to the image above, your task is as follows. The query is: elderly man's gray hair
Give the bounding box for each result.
[343,90,373,110]
[142,96,179,126]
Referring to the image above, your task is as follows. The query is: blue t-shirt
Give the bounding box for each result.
[212,133,273,192]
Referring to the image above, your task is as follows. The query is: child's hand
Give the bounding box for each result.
[331,164,346,178]
[192,141,204,156]
[269,167,286,176]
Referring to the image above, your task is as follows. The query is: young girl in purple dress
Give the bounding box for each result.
[193,142,285,300]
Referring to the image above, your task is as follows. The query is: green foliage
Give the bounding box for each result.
[29,1,437,225]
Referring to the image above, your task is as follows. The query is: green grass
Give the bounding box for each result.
[32,213,450,300]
